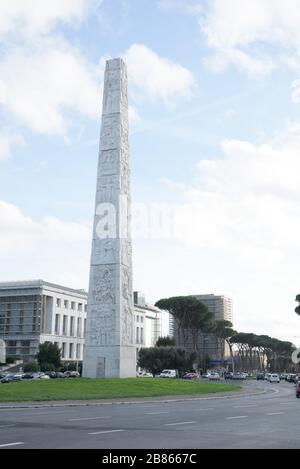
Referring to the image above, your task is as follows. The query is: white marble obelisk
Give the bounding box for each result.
[82,58,136,378]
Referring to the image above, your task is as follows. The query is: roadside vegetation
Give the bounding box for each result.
[0,378,240,402]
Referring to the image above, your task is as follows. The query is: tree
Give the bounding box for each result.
[23,362,40,372]
[138,347,196,376]
[214,320,236,371]
[36,342,61,370]
[156,336,176,347]
[155,296,206,348]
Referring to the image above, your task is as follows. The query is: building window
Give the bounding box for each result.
[140,328,144,344]
[64,300,69,309]
[76,343,81,359]
[62,342,67,359]
[84,304,87,313]
[63,316,68,335]
[56,298,61,308]
[136,327,139,343]
[140,316,144,323]
[21,341,30,347]
[70,317,75,337]
[71,302,75,310]
[55,314,60,335]
[69,343,74,359]
[83,319,86,336]
[78,303,83,312]
[7,340,17,347]
[136,315,139,322]
[77,318,82,337]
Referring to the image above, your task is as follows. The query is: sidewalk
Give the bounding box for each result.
[0,385,269,409]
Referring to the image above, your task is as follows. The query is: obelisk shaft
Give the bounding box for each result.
[83,58,136,378]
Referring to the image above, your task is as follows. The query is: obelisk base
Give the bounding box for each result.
[83,345,136,378]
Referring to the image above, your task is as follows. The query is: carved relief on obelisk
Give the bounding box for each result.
[83,58,136,378]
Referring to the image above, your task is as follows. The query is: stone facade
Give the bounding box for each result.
[0,280,87,363]
[83,58,136,378]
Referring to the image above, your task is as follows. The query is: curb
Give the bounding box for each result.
[0,387,271,409]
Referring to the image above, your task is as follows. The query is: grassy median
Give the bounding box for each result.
[0,378,241,402]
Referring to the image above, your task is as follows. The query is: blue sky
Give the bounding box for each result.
[1,0,300,345]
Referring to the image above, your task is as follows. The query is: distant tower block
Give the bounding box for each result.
[0,339,5,364]
[82,58,136,378]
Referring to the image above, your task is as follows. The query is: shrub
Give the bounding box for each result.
[40,363,56,372]
[23,362,40,372]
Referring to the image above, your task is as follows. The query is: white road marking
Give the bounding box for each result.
[227,416,248,420]
[0,424,15,428]
[279,402,294,405]
[145,412,169,415]
[267,412,284,416]
[88,429,124,435]
[0,442,24,448]
[234,405,257,408]
[195,408,215,411]
[165,421,197,426]
[69,416,111,422]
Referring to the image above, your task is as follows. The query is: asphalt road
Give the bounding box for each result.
[0,380,299,449]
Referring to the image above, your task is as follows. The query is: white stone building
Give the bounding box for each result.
[0,280,87,363]
[0,282,169,369]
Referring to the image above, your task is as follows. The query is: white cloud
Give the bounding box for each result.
[292,79,300,103]
[199,0,300,75]
[0,38,103,135]
[0,39,190,136]
[0,201,91,288]
[124,43,194,102]
[204,48,274,76]
[0,0,99,38]
[0,129,25,160]
[155,123,300,339]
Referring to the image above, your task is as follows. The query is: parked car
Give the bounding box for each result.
[159,369,177,378]
[286,374,297,383]
[22,373,35,380]
[64,371,80,378]
[224,372,233,380]
[269,373,280,383]
[0,373,13,383]
[296,381,300,398]
[208,372,220,381]
[182,372,199,380]
[46,371,58,379]
[11,373,23,381]
[230,373,246,380]
[256,373,264,380]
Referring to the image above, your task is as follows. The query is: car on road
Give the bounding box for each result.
[159,369,177,378]
[208,372,220,381]
[296,381,300,398]
[230,373,246,380]
[269,373,280,383]
[256,373,264,380]
[286,374,297,383]
[224,372,233,380]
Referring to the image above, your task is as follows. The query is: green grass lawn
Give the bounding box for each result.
[0,378,241,402]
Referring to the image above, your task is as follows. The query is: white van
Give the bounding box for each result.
[269,373,280,383]
[159,369,177,378]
